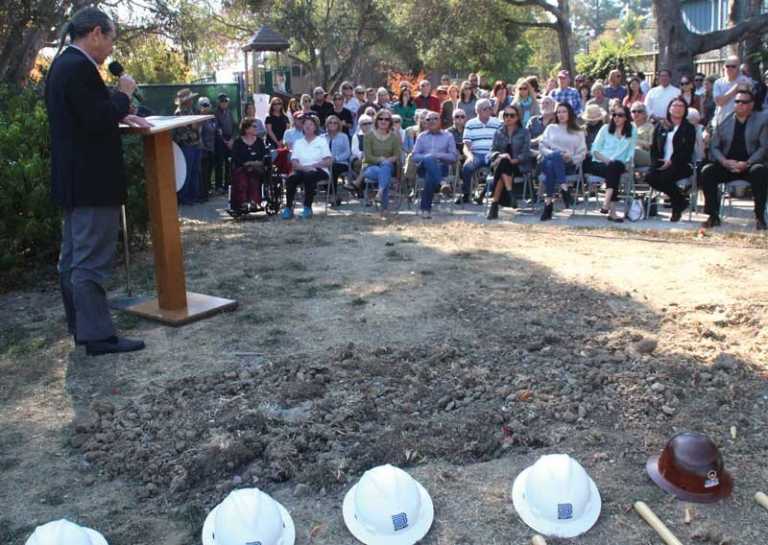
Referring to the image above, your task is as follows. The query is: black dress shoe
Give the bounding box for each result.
[757,218,767,231]
[486,202,499,220]
[86,336,145,356]
[702,215,721,229]
[540,203,553,221]
[607,216,624,223]
[560,188,574,209]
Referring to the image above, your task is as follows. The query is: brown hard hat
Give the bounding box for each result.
[646,432,733,503]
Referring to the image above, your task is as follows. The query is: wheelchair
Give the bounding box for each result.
[226,144,283,219]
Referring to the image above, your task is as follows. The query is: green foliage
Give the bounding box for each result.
[575,37,639,80]
[0,84,150,290]
[112,34,192,84]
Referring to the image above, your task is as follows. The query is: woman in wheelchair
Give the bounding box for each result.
[228,117,267,217]
[486,104,531,220]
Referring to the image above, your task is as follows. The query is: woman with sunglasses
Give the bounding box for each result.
[583,104,637,222]
[678,76,701,111]
[645,97,696,222]
[361,109,402,214]
[324,115,351,206]
[512,77,540,127]
[622,77,645,108]
[490,80,511,116]
[630,102,653,166]
[300,93,313,114]
[486,105,531,219]
[346,114,374,191]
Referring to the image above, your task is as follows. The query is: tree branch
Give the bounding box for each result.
[695,12,768,54]
[503,18,558,29]
[503,0,562,18]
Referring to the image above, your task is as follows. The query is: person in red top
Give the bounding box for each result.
[414,80,441,113]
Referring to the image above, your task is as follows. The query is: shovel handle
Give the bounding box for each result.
[634,501,684,545]
[757,492,768,512]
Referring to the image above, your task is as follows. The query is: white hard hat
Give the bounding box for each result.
[512,454,601,538]
[342,464,434,545]
[202,488,295,545]
[24,519,108,545]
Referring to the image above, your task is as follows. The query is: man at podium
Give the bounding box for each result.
[46,7,151,356]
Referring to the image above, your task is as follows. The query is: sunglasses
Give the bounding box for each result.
[694,77,704,81]
[378,117,392,122]
[503,112,518,118]
[360,122,372,126]
[454,114,466,119]
[425,117,438,122]
[327,121,339,124]
[631,109,646,114]
[726,64,737,68]
[734,99,753,104]
[355,90,365,94]
[611,112,626,118]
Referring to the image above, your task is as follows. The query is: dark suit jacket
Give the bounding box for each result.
[650,120,696,169]
[709,111,768,166]
[45,47,130,208]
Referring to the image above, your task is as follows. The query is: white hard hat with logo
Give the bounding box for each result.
[512,454,601,538]
[343,464,434,545]
[24,519,108,545]
[202,488,295,545]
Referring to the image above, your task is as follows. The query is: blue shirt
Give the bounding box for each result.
[412,130,458,164]
[549,87,582,115]
[325,132,351,164]
[604,85,627,102]
[591,124,637,164]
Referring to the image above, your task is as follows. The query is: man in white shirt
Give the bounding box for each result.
[713,56,753,126]
[459,98,502,204]
[644,69,680,123]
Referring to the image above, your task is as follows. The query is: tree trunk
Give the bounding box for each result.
[744,0,763,76]
[557,0,575,75]
[653,0,695,79]
[654,0,768,80]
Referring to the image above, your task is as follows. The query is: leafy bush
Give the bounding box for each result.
[0,84,149,290]
[575,38,639,81]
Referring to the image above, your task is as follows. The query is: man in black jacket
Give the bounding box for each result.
[46,7,150,355]
[700,90,767,230]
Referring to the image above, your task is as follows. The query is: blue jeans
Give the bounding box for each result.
[461,153,488,195]
[418,157,449,211]
[540,151,575,196]
[363,163,394,209]
[178,145,201,204]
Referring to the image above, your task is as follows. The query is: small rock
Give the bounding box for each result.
[445,400,456,411]
[661,405,676,416]
[232,475,243,485]
[634,338,658,354]
[561,411,578,423]
[89,400,115,416]
[293,483,310,497]
[651,382,666,393]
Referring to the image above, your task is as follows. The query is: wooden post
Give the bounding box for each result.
[120,115,237,326]
[142,130,187,310]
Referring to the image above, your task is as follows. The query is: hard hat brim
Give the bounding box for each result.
[84,528,109,545]
[342,479,434,545]
[511,465,601,538]
[645,455,733,503]
[201,495,296,545]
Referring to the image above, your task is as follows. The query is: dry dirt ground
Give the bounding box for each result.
[2,206,768,545]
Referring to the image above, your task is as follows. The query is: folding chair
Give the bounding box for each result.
[412,159,461,214]
[482,171,533,217]
[642,164,696,221]
[581,162,635,216]
[536,163,583,215]
[719,179,750,220]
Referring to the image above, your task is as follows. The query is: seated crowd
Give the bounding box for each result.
[181,57,767,229]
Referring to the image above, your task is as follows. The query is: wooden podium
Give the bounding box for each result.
[120,115,237,325]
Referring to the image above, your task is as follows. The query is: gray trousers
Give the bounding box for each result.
[59,206,120,342]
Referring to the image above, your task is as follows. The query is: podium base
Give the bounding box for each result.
[121,292,237,326]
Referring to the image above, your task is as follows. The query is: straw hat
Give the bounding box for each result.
[581,103,606,122]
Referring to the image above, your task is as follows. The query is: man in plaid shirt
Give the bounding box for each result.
[549,69,582,115]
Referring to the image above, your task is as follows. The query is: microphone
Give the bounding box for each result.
[108,61,143,102]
